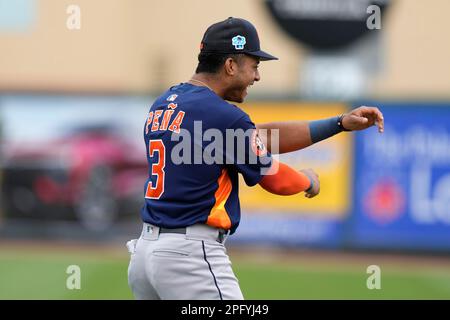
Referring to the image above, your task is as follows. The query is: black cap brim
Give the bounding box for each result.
[246,50,278,61]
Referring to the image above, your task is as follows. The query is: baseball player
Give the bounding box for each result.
[127,17,384,300]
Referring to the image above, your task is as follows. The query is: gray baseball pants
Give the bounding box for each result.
[127,223,244,300]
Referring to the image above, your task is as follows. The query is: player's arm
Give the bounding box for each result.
[258,159,320,198]
[256,106,384,154]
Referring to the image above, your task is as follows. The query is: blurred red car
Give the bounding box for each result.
[1,124,147,230]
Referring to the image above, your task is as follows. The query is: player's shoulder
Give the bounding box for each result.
[154,83,250,123]
[151,84,185,105]
[152,83,213,106]
[204,97,253,131]
[207,95,249,120]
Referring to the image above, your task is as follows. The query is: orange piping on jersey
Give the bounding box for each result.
[207,169,232,230]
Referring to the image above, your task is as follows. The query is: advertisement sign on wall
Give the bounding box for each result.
[352,103,450,250]
[240,103,351,217]
[232,102,351,247]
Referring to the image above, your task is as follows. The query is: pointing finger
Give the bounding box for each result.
[373,108,384,133]
[364,106,384,133]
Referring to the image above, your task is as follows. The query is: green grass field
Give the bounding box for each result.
[1,245,450,299]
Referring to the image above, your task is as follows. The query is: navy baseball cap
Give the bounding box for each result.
[200,17,278,61]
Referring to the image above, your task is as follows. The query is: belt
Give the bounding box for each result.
[159,227,187,235]
[159,226,228,243]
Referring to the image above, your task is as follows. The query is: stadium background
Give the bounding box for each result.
[1,0,450,299]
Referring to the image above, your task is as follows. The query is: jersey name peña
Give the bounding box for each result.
[145,103,185,134]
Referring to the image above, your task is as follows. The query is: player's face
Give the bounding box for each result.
[225,55,260,103]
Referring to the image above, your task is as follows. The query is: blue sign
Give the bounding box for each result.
[351,103,450,251]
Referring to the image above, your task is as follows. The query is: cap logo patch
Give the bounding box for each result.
[232,35,246,50]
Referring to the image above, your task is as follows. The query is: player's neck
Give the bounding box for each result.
[189,74,225,99]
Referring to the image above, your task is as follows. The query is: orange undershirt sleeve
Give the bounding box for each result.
[258,159,312,196]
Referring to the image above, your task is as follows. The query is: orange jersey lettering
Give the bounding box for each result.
[159,110,175,131]
[151,110,163,132]
[168,111,186,134]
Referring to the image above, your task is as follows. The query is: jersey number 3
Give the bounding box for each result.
[145,139,166,199]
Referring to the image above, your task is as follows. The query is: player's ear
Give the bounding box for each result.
[224,58,237,76]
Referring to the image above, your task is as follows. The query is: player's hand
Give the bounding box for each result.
[300,168,320,198]
[341,106,384,133]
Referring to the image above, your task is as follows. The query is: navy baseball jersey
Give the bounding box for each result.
[140,83,272,234]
